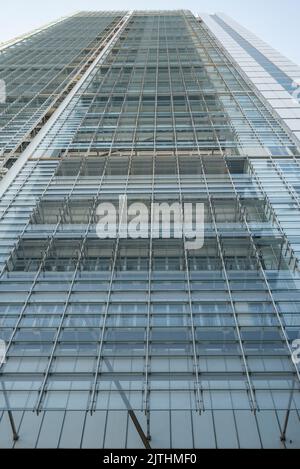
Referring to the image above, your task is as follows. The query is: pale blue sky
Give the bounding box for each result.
[0,0,300,65]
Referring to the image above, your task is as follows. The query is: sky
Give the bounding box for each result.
[0,0,300,66]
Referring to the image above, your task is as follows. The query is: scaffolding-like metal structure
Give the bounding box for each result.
[0,10,299,448]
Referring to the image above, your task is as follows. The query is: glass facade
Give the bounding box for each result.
[202,12,300,143]
[211,15,296,95]
[0,10,299,448]
[0,12,125,168]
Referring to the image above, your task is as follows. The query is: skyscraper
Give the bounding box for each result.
[0,10,299,449]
